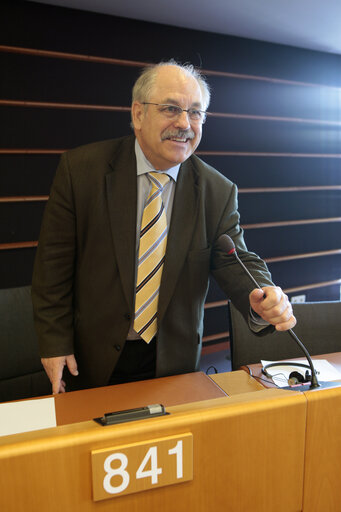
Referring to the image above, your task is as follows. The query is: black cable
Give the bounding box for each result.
[206,365,218,375]
[245,365,286,387]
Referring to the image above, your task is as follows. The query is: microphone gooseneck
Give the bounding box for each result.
[218,234,320,389]
[217,234,265,292]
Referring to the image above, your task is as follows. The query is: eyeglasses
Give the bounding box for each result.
[142,102,207,123]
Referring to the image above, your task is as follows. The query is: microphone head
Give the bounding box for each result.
[217,234,236,255]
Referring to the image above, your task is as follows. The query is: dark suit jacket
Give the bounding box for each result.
[32,135,274,389]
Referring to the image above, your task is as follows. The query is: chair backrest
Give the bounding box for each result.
[229,300,341,370]
[0,285,51,402]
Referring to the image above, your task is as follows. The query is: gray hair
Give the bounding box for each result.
[131,60,211,111]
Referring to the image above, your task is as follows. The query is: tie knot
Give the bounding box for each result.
[149,172,170,191]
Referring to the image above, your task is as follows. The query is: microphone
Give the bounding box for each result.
[218,234,320,389]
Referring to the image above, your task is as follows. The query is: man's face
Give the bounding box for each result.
[132,66,205,170]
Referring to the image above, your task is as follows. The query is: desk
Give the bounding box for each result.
[241,352,341,388]
[53,371,228,425]
[0,371,305,512]
[242,352,341,512]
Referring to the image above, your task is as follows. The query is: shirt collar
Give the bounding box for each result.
[135,139,180,182]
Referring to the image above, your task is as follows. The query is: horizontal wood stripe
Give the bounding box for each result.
[2,237,336,263]
[205,300,229,309]
[1,225,340,251]
[242,217,341,229]
[239,186,341,193]
[283,279,341,293]
[0,44,151,68]
[207,111,341,127]
[202,331,229,342]
[2,149,341,158]
[201,341,230,356]
[204,249,341,269]
[204,300,228,309]
[0,99,131,112]
[0,149,65,154]
[201,340,230,356]
[201,68,341,90]
[196,151,341,158]
[2,100,341,127]
[0,241,38,250]
[2,241,337,273]
[202,331,230,343]
[1,45,340,90]
[265,249,341,263]
[1,189,341,204]
[204,278,341,310]
[0,196,49,203]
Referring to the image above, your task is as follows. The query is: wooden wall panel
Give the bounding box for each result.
[0,53,138,105]
[0,247,37,289]
[0,202,45,242]
[201,118,341,153]
[202,155,341,188]
[0,154,59,195]
[238,190,341,223]
[209,76,341,119]
[244,223,341,258]
[1,107,131,147]
[269,255,341,290]
[1,0,341,355]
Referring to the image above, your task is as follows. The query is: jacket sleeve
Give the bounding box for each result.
[31,152,76,357]
[210,183,275,329]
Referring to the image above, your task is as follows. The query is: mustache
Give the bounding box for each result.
[161,128,195,141]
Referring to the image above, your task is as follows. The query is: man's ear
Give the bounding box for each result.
[131,101,144,130]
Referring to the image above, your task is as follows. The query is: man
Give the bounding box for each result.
[32,61,295,394]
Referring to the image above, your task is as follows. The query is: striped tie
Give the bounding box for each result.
[133,172,170,343]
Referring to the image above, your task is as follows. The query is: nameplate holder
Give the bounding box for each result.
[94,404,168,426]
[91,433,193,501]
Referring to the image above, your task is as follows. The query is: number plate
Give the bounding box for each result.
[91,433,193,501]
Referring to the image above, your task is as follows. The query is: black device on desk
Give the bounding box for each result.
[94,404,168,426]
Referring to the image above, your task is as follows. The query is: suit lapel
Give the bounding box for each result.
[106,139,137,309]
[157,158,200,323]
[105,142,200,320]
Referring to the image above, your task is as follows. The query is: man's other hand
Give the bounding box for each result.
[41,354,79,394]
